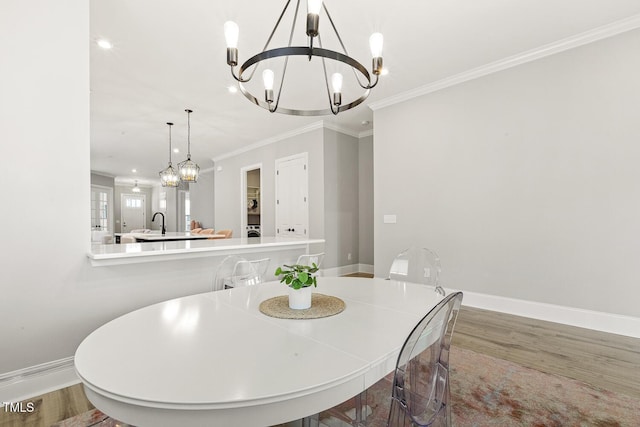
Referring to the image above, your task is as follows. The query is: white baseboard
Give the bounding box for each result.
[453,288,640,339]
[0,357,79,402]
[323,263,374,277]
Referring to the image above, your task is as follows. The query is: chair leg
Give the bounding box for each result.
[301,413,320,427]
[353,389,367,426]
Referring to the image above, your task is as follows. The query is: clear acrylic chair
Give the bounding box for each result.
[388,246,445,296]
[387,291,463,427]
[213,256,270,290]
[296,252,325,268]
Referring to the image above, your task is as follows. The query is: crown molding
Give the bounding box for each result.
[212,120,371,163]
[358,129,374,138]
[212,121,324,162]
[370,14,640,111]
[322,121,361,139]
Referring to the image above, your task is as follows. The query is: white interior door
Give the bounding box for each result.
[276,153,308,237]
[121,193,146,232]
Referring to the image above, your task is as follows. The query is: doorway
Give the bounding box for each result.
[121,193,146,232]
[241,164,262,237]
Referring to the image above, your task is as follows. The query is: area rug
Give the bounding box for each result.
[54,346,640,426]
[321,346,640,427]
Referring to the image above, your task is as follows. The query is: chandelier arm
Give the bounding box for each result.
[322,3,349,56]
[271,54,291,113]
[230,66,253,83]
[263,0,294,52]
[367,73,380,89]
[288,0,301,47]
[353,69,380,89]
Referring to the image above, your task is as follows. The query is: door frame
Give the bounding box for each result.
[275,152,308,237]
[240,163,263,235]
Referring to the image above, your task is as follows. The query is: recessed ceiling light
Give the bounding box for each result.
[380,68,389,76]
[361,120,370,126]
[97,39,113,50]
[228,86,238,94]
[132,169,137,173]
[173,148,180,153]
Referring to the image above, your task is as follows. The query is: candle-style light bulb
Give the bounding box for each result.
[263,69,275,103]
[306,0,322,37]
[263,69,274,90]
[307,0,323,15]
[224,21,239,48]
[369,33,384,75]
[224,21,240,66]
[369,32,383,57]
[331,72,343,106]
[331,73,343,93]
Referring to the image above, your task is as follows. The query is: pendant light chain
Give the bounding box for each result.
[168,122,173,164]
[159,122,180,187]
[187,109,192,160]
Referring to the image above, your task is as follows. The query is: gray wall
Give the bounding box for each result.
[374,28,640,317]
[214,128,325,239]
[323,128,360,268]
[90,172,114,188]
[189,169,215,229]
[358,135,374,265]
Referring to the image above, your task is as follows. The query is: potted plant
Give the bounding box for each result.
[275,263,319,309]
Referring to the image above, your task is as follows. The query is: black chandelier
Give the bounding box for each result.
[224,0,384,116]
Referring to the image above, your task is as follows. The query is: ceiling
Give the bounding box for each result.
[90,0,640,185]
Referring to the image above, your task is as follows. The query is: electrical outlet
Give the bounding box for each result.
[347,253,352,261]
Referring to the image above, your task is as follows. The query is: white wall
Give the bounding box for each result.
[374,29,640,317]
[0,0,91,372]
[0,2,309,385]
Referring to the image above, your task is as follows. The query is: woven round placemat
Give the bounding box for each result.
[259,293,346,319]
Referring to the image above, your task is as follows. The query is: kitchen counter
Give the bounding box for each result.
[88,236,325,267]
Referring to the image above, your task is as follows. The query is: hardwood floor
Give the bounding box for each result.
[2,279,639,426]
[453,305,640,398]
[0,383,94,427]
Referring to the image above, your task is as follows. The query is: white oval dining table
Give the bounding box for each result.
[74,277,444,426]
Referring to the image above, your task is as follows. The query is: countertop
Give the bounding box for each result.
[88,236,325,266]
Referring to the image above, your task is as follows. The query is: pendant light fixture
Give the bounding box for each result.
[224,0,384,116]
[159,122,180,187]
[178,109,199,183]
[132,180,141,193]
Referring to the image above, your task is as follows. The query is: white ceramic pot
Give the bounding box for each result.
[288,286,312,310]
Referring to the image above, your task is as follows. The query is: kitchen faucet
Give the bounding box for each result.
[152,212,166,235]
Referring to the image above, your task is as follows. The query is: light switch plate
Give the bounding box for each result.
[383,214,397,224]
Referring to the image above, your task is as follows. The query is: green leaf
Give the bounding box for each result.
[299,272,308,283]
[275,267,282,276]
